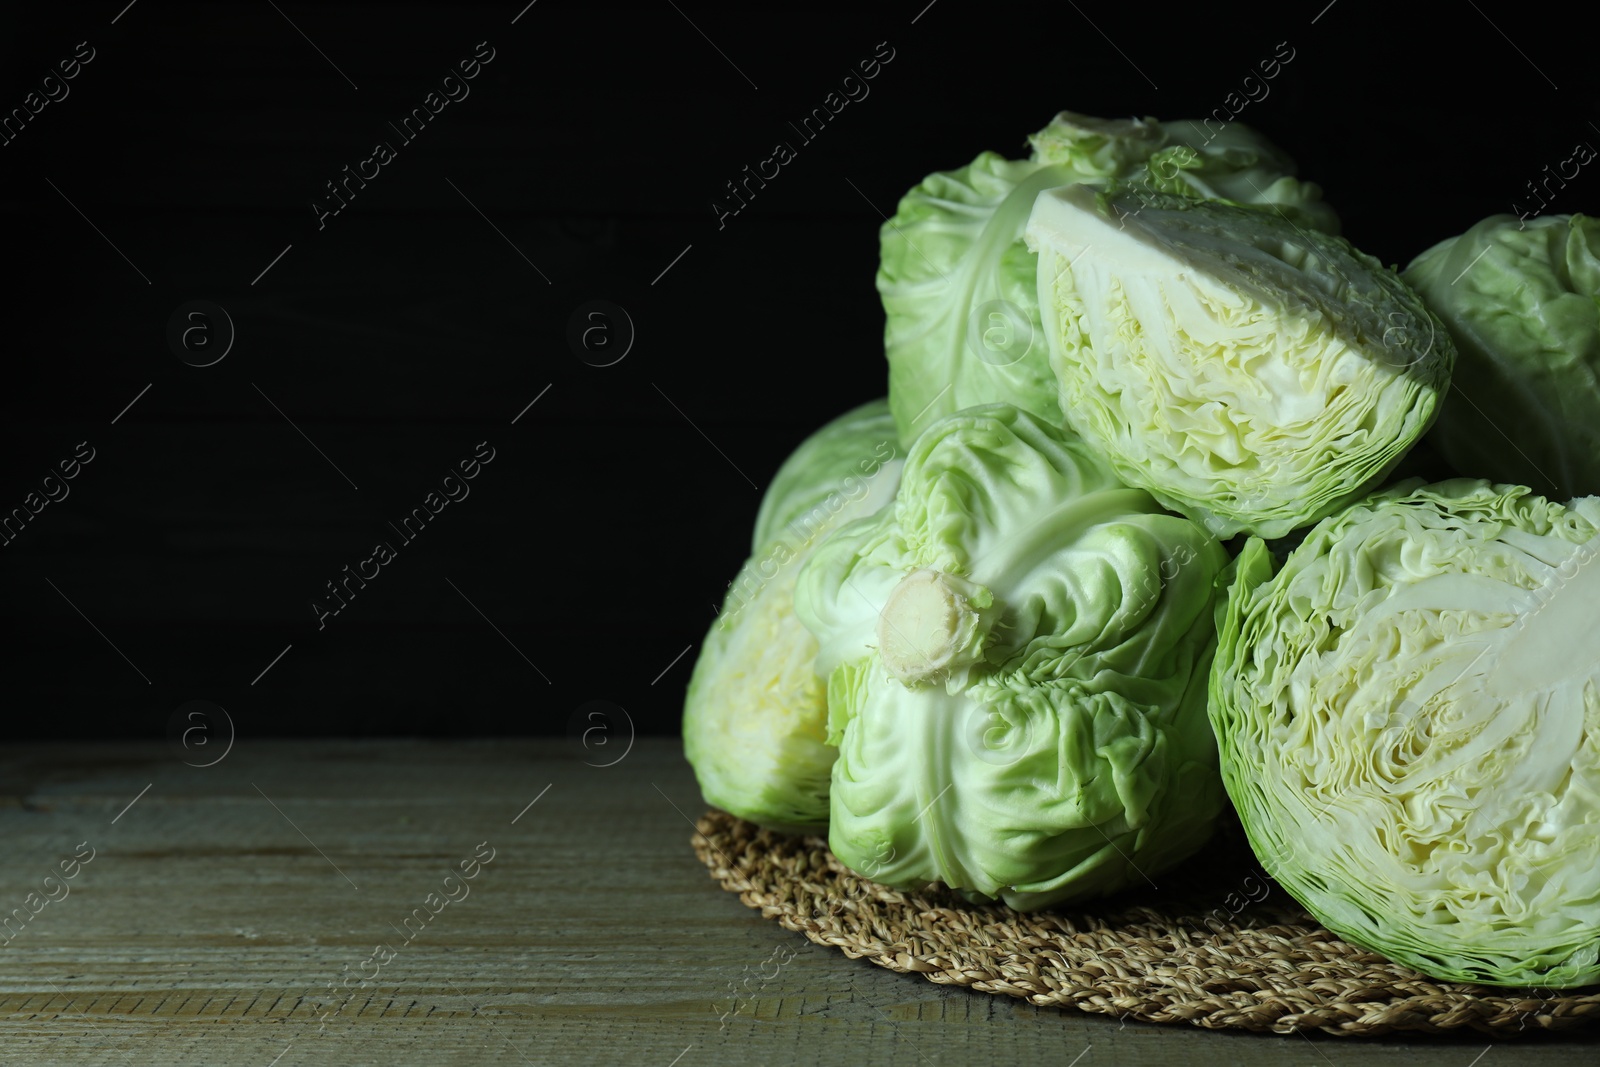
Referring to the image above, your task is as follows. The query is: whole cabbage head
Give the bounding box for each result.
[1211,479,1600,987]
[1024,183,1452,539]
[683,399,903,832]
[794,404,1229,910]
[1404,213,1600,500]
[879,110,1338,446]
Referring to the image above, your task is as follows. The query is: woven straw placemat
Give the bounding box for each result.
[692,809,1600,1037]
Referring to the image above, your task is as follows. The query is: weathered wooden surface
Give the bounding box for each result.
[0,739,1594,1065]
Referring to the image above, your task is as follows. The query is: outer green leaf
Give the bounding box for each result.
[752,399,901,553]
[879,150,1086,447]
[1404,214,1600,499]
[1130,120,1339,235]
[795,405,1228,909]
[1211,479,1600,987]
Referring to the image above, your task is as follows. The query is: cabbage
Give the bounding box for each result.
[794,405,1229,909]
[751,401,900,553]
[1211,479,1600,987]
[1404,213,1600,500]
[1024,184,1452,539]
[683,399,903,832]
[1112,118,1339,231]
[879,111,1338,446]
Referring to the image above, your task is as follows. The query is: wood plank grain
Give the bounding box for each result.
[0,740,1592,1065]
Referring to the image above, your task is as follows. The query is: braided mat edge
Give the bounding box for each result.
[692,810,1600,1037]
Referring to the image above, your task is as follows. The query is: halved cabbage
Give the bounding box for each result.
[880,111,1338,446]
[1211,479,1600,987]
[683,399,902,832]
[1025,184,1452,538]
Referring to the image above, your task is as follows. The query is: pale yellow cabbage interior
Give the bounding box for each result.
[1221,490,1600,983]
[1025,183,1442,538]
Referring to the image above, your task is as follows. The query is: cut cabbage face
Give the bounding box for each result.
[1025,184,1451,539]
[1211,479,1600,987]
[683,400,903,832]
[879,111,1338,447]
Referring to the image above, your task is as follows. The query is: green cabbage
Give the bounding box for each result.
[751,401,901,553]
[879,110,1337,446]
[1404,213,1600,500]
[683,399,902,832]
[794,405,1229,909]
[1211,479,1600,987]
[1024,184,1452,539]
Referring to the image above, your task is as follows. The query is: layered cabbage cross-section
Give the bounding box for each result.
[1211,480,1600,987]
[880,110,1338,446]
[683,399,903,832]
[1025,184,1452,538]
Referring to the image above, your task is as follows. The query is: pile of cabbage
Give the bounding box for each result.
[683,110,1600,989]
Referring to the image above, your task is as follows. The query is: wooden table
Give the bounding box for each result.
[0,739,1593,1066]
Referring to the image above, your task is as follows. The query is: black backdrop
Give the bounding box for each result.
[1,0,1596,741]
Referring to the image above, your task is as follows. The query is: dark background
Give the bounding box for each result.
[1,0,1596,740]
